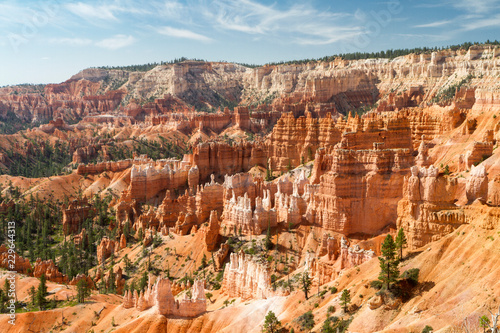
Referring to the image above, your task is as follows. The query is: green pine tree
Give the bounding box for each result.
[29,286,36,306]
[395,228,407,260]
[76,279,91,303]
[201,253,207,268]
[340,289,351,312]
[264,220,273,250]
[378,234,400,290]
[108,268,116,294]
[263,310,282,333]
[139,270,148,292]
[36,274,48,309]
[301,271,312,300]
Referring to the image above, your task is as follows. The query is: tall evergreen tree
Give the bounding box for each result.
[108,268,116,294]
[264,220,272,250]
[36,274,48,309]
[301,271,312,300]
[263,310,282,333]
[378,235,400,290]
[139,270,148,292]
[340,289,351,312]
[76,279,91,303]
[395,228,407,260]
[28,286,36,306]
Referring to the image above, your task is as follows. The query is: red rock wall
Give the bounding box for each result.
[397,166,465,249]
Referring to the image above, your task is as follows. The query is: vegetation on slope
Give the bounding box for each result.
[89,40,500,72]
[96,57,207,72]
[0,111,49,135]
[0,139,72,178]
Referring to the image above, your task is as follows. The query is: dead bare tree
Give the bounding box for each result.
[486,304,500,333]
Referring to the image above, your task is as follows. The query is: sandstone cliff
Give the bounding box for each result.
[397,165,464,249]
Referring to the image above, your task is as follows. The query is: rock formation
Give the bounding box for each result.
[459,141,493,171]
[129,158,191,201]
[204,210,220,251]
[97,237,116,264]
[221,171,310,236]
[123,277,206,317]
[0,244,32,274]
[77,159,134,175]
[466,164,488,203]
[33,259,68,284]
[397,165,465,249]
[193,140,267,183]
[119,234,127,249]
[69,274,95,289]
[310,235,376,285]
[62,198,92,235]
[214,243,230,270]
[306,146,412,235]
[221,252,273,300]
[338,237,375,270]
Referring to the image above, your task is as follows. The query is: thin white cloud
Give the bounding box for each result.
[395,33,449,40]
[157,26,212,42]
[204,0,360,45]
[0,3,37,27]
[453,0,500,14]
[48,37,93,46]
[65,2,118,21]
[414,20,453,28]
[462,13,500,30]
[414,2,453,9]
[64,1,151,23]
[96,35,136,50]
[159,0,185,19]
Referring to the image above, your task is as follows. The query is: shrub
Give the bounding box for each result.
[421,325,433,333]
[401,268,420,286]
[321,316,351,333]
[370,280,383,290]
[297,311,315,331]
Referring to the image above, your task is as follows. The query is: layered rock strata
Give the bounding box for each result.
[306,147,413,234]
[397,165,465,249]
[62,198,92,235]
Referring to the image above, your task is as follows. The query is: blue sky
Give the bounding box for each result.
[0,0,499,86]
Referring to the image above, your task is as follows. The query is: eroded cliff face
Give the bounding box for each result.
[221,252,274,300]
[3,46,499,128]
[397,165,464,249]
[62,198,93,235]
[0,79,125,122]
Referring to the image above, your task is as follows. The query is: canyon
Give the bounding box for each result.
[0,45,500,333]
